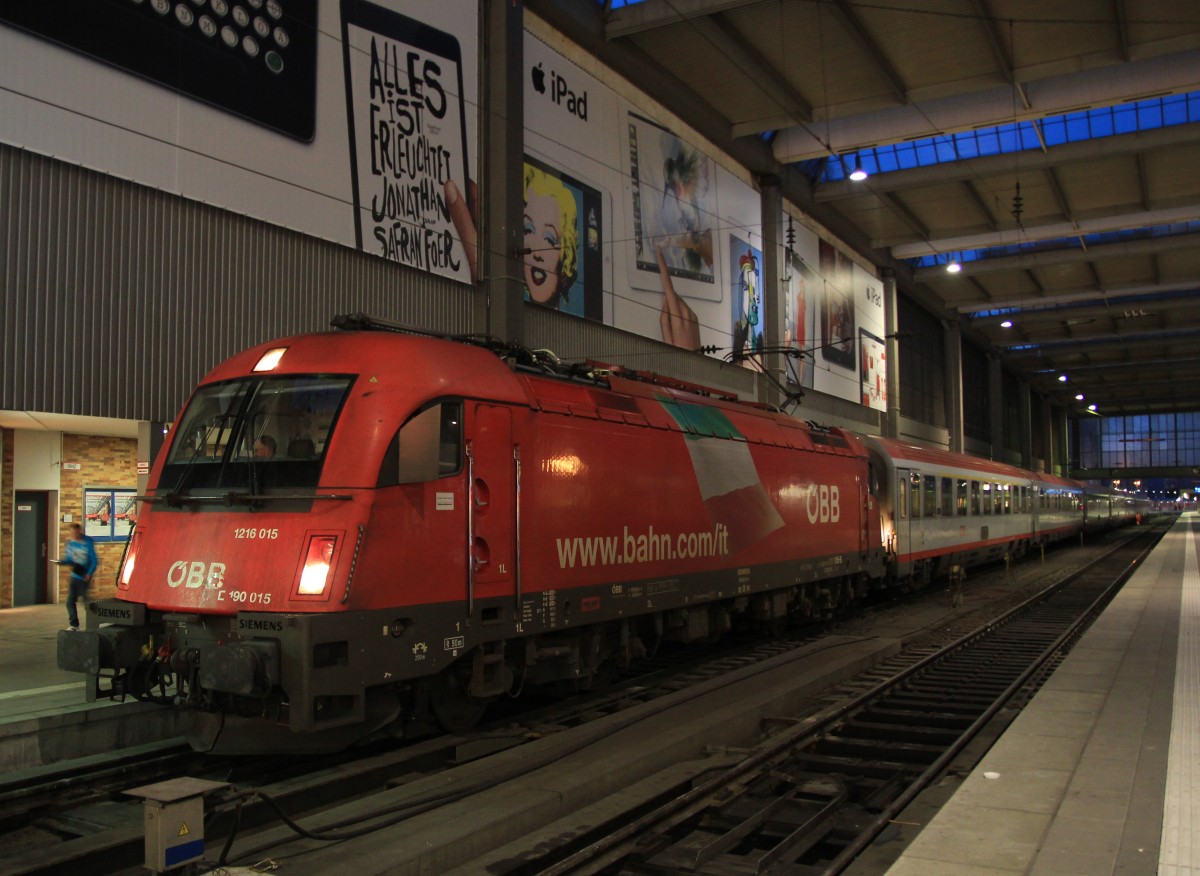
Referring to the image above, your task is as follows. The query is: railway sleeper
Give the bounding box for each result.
[883,694,993,713]
[816,735,945,765]
[649,783,848,871]
[901,679,1014,697]
[835,718,963,747]
[856,706,977,730]
[786,751,922,781]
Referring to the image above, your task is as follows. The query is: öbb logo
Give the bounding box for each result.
[805,485,841,524]
[167,561,226,589]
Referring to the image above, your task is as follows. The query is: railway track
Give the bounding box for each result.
[0,524,1157,875]
[0,633,830,875]
[516,522,1167,876]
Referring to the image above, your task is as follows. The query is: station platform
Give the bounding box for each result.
[883,511,1198,876]
[0,604,186,771]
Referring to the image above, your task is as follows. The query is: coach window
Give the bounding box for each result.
[924,475,938,516]
[380,401,463,485]
[957,480,968,515]
[981,483,992,514]
[1002,484,1011,513]
[971,480,980,514]
[940,477,952,517]
[910,471,922,518]
[994,484,1003,514]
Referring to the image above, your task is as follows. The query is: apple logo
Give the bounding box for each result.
[532,63,546,94]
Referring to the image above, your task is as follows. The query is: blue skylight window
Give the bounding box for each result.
[816,91,1200,184]
[906,220,1200,270]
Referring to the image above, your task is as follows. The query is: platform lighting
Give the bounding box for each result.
[1075,393,1084,401]
[946,260,962,274]
[1000,320,1013,328]
[1088,404,1097,411]
[1058,374,1068,382]
[849,165,868,181]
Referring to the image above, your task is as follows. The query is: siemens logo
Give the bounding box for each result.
[238,619,284,633]
[92,605,134,620]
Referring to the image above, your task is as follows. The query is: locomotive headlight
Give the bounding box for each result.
[253,347,288,372]
[298,535,338,595]
[119,532,142,590]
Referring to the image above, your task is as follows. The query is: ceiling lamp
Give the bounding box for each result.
[1058,374,1068,382]
[1088,404,1098,411]
[1000,320,1012,328]
[847,152,868,181]
[1075,393,1084,401]
[946,260,962,274]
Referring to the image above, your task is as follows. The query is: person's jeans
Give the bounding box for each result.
[67,576,89,629]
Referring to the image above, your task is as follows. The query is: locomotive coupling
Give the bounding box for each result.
[197,640,281,697]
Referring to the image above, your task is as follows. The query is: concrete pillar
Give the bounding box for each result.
[988,354,1004,460]
[1018,381,1032,470]
[883,271,901,438]
[944,321,963,454]
[760,178,783,407]
[474,0,525,343]
[1057,406,1070,476]
[1041,397,1054,473]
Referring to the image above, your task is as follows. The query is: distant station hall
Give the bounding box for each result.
[2,1,1200,874]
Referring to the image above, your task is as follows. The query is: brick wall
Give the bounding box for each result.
[55,434,138,602]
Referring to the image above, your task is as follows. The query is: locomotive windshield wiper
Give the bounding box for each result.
[144,490,353,507]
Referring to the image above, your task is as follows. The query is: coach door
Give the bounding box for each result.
[466,404,517,615]
[894,468,914,568]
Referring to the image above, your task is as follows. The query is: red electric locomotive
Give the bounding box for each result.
[58,316,1152,752]
[59,316,887,753]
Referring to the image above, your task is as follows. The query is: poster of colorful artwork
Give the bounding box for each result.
[521,156,605,321]
[818,238,857,372]
[729,236,764,364]
[860,329,887,411]
[783,248,817,388]
[626,112,719,300]
[84,487,136,542]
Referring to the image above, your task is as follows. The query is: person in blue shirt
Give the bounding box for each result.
[57,523,98,631]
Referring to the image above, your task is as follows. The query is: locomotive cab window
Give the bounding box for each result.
[161,374,352,495]
[381,401,463,485]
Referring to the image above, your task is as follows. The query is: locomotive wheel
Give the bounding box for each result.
[429,666,488,733]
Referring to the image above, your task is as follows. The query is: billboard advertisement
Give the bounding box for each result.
[0,0,479,284]
[0,5,883,409]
